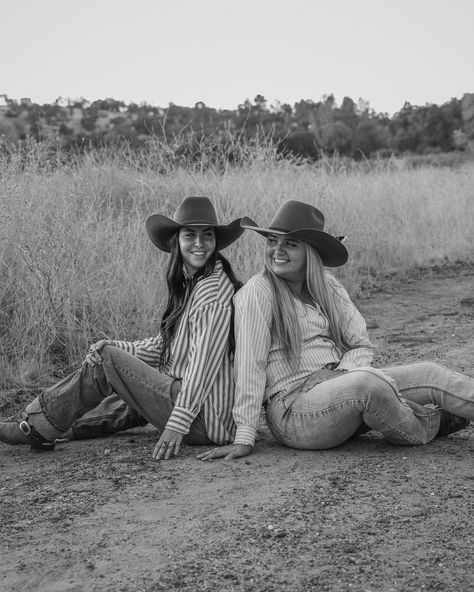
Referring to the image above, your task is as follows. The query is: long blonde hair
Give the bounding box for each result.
[264,242,353,366]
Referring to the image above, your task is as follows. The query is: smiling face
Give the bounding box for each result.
[265,233,307,285]
[178,226,216,276]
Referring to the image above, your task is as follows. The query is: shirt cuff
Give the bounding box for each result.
[165,406,196,435]
[234,425,257,447]
[110,340,137,356]
[337,362,358,371]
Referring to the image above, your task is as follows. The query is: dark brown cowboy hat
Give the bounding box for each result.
[146,196,244,253]
[241,200,348,267]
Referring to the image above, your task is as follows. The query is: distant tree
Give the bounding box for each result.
[461,93,474,141]
[277,130,319,160]
[418,104,454,152]
[253,94,267,112]
[81,114,96,132]
[390,102,421,153]
[319,121,352,155]
[352,118,390,157]
[0,118,22,143]
[336,97,359,130]
[293,99,317,130]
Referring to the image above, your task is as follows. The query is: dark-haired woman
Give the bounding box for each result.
[198,200,471,461]
[0,197,244,460]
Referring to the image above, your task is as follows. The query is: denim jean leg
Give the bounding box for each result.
[39,346,179,434]
[351,368,440,445]
[266,367,440,450]
[98,347,211,445]
[92,346,179,432]
[39,364,114,433]
[382,362,474,420]
[65,393,148,440]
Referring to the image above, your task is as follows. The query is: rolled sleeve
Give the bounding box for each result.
[112,335,163,367]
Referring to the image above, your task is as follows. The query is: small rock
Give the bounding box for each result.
[274,530,288,538]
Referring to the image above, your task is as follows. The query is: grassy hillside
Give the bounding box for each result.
[1,144,473,386]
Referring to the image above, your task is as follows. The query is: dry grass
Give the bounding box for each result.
[1,142,473,386]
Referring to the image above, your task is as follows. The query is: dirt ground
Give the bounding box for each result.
[1,263,474,592]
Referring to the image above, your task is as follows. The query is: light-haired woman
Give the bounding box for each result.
[1,197,244,460]
[199,200,471,460]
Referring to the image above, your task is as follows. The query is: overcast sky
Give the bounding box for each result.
[2,0,473,115]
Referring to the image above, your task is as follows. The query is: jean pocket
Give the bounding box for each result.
[301,369,339,392]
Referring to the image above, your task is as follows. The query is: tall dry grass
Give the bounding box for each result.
[1,141,473,387]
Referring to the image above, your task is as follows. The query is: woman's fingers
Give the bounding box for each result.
[83,341,108,367]
[83,351,103,367]
[197,444,252,461]
[164,440,180,460]
[196,448,223,461]
[153,432,183,460]
[152,440,166,459]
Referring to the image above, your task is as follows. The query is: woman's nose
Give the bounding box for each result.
[274,240,285,253]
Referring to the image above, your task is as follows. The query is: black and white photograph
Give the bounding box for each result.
[1,1,473,590]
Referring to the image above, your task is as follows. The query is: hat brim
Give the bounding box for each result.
[146,215,245,253]
[241,217,348,267]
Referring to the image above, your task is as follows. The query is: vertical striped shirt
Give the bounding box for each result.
[232,272,374,446]
[109,260,236,444]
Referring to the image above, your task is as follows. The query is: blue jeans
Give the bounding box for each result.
[65,394,148,439]
[36,345,212,445]
[265,363,474,449]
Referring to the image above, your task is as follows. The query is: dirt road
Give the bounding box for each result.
[1,264,474,592]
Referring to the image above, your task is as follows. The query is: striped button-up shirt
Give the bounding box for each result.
[232,272,374,446]
[110,260,236,444]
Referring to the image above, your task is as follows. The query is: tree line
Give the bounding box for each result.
[0,93,473,160]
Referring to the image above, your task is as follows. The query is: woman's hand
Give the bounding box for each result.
[82,340,109,367]
[196,444,253,461]
[152,428,184,460]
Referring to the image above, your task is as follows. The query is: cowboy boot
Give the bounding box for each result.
[436,409,470,437]
[0,413,55,452]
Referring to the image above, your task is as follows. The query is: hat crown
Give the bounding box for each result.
[269,200,325,233]
[174,196,219,226]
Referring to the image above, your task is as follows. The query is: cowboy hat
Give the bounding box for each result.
[146,196,244,253]
[241,200,348,267]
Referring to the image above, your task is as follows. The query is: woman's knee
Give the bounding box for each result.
[100,344,124,363]
[410,361,448,381]
[347,368,398,395]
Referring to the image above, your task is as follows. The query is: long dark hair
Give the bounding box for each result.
[158,232,241,370]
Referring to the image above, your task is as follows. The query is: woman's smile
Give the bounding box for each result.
[179,226,216,276]
[265,234,307,283]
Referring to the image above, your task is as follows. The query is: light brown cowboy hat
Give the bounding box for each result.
[146,196,244,253]
[241,200,348,267]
